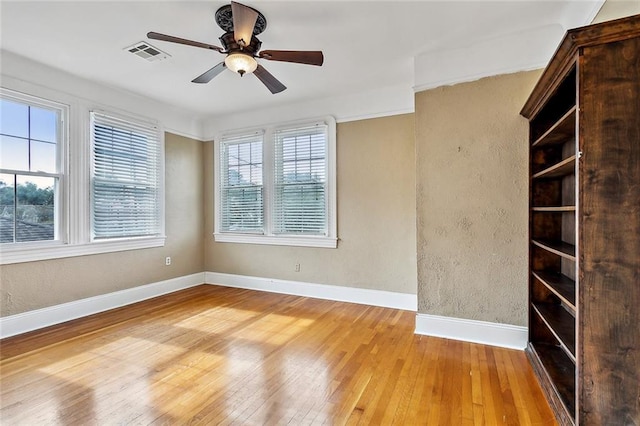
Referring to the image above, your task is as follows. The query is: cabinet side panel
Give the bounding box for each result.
[579,37,640,425]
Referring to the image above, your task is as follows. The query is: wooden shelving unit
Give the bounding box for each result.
[521,14,640,426]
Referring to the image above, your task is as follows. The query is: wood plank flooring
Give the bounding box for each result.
[0,285,556,425]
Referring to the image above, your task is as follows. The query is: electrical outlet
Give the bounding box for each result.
[295,263,300,272]
[165,256,171,266]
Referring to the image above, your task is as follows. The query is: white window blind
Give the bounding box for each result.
[273,124,327,235]
[91,112,161,239]
[219,132,264,233]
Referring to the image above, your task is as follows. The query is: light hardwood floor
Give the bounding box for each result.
[0,285,555,425]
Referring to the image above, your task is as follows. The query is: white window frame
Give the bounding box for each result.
[0,88,69,248]
[213,116,337,248]
[0,83,165,265]
[217,129,265,234]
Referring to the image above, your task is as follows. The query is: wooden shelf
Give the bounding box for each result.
[533,303,576,360]
[532,107,577,148]
[529,342,576,419]
[532,206,576,212]
[533,155,576,179]
[533,270,576,310]
[532,239,576,261]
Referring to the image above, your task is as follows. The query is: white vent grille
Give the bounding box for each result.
[125,42,170,62]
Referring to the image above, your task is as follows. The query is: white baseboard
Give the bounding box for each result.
[205,271,417,311]
[415,313,527,350]
[0,272,205,339]
[2,271,526,351]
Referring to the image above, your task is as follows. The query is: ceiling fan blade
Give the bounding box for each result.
[254,65,286,94]
[147,32,223,52]
[192,62,226,84]
[259,50,324,66]
[231,2,258,47]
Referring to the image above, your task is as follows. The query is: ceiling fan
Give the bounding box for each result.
[147,1,324,94]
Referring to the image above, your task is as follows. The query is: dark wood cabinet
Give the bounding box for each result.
[520,15,640,425]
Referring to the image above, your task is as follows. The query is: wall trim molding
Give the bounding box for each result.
[0,272,205,339]
[414,313,527,350]
[205,271,417,312]
[201,83,414,140]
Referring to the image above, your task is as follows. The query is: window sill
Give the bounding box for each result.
[214,233,337,248]
[0,236,166,265]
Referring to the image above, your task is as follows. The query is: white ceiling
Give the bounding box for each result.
[1,1,603,120]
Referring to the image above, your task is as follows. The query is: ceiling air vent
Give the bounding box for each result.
[125,41,170,62]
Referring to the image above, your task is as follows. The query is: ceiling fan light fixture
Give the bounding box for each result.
[148,1,323,92]
[225,52,257,76]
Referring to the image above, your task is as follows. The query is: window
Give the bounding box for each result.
[215,117,336,248]
[219,132,264,233]
[273,125,327,235]
[91,111,163,240]
[0,92,66,245]
[0,85,165,265]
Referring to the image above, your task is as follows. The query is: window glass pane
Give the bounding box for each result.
[238,142,251,165]
[227,166,242,186]
[225,142,262,185]
[0,173,15,243]
[295,137,311,158]
[15,175,55,242]
[238,165,251,185]
[277,183,325,234]
[29,106,58,143]
[0,135,29,171]
[250,164,262,184]
[225,144,236,166]
[0,99,29,138]
[221,186,263,232]
[310,159,325,179]
[251,141,262,161]
[30,140,57,173]
[282,142,296,161]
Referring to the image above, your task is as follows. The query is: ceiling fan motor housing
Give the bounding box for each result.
[219,32,262,56]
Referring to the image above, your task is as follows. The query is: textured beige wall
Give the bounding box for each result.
[204,114,417,295]
[592,0,640,24]
[0,132,204,316]
[415,71,541,326]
